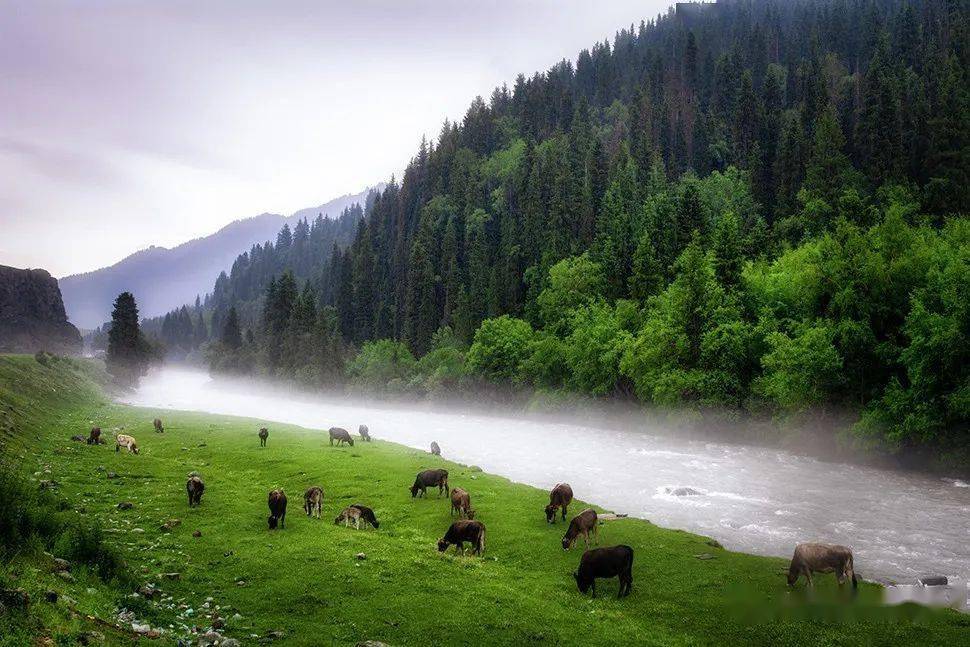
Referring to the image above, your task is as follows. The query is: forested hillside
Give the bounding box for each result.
[168,0,965,463]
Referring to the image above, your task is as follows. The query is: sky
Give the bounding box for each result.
[0,0,672,277]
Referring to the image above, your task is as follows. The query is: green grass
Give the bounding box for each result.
[1,354,968,645]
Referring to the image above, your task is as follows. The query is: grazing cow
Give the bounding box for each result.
[350,504,380,529]
[335,504,379,529]
[787,543,857,590]
[430,441,441,456]
[574,545,634,598]
[303,486,324,518]
[410,469,449,498]
[545,483,573,523]
[329,427,354,446]
[115,434,139,454]
[87,427,102,445]
[437,519,486,555]
[258,428,268,447]
[267,489,287,529]
[450,487,474,519]
[359,425,371,442]
[562,509,598,550]
[153,418,164,433]
[186,476,205,507]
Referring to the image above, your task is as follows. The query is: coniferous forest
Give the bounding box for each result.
[147,0,968,465]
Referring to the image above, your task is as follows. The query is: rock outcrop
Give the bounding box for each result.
[0,265,82,354]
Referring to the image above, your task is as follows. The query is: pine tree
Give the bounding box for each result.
[221,306,243,350]
[106,291,150,385]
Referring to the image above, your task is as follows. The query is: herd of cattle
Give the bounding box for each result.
[81,420,860,598]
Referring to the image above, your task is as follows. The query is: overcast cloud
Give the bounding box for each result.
[0,0,671,276]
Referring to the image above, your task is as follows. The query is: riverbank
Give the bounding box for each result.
[2,355,969,645]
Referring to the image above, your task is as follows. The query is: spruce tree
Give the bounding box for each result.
[106,291,150,385]
[221,306,243,350]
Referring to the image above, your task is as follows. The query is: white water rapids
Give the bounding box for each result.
[125,367,970,601]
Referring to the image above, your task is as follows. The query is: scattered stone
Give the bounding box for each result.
[117,501,133,510]
[138,584,160,599]
[199,630,223,645]
[60,595,77,607]
[356,642,391,647]
[235,580,246,587]
[131,528,145,533]
[192,530,202,538]
[705,540,723,549]
[162,572,181,581]
[77,631,105,645]
[160,519,182,532]
[232,613,242,621]
[198,443,207,448]
[53,557,71,572]
[71,435,85,442]
[221,640,241,647]
[106,472,118,479]
[39,480,59,490]
[693,553,716,560]
[212,616,225,629]
[260,631,285,643]
[132,623,151,635]
[57,571,75,582]
[919,575,948,586]
[356,553,367,560]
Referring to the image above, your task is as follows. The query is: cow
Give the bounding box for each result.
[787,543,857,590]
[545,483,573,523]
[115,434,139,454]
[268,489,287,529]
[186,476,205,507]
[334,504,380,529]
[437,519,486,555]
[410,469,449,498]
[359,425,372,442]
[574,545,634,598]
[450,487,474,519]
[258,428,268,447]
[329,427,354,446]
[562,509,598,550]
[87,427,102,445]
[153,418,164,433]
[303,486,324,518]
[430,441,441,456]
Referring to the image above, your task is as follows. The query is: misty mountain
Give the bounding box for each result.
[59,185,382,329]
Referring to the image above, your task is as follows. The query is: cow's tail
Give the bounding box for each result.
[849,554,858,591]
[479,526,486,555]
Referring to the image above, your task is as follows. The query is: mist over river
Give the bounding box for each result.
[126,367,970,592]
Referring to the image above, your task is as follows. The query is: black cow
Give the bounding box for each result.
[430,441,441,456]
[359,425,372,442]
[153,418,164,433]
[545,483,573,523]
[186,476,205,507]
[410,469,449,498]
[437,519,486,555]
[350,503,380,529]
[268,489,287,529]
[329,427,354,446]
[87,426,102,445]
[574,545,634,598]
[258,427,269,447]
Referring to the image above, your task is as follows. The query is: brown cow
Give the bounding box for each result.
[335,504,380,529]
[787,543,857,590]
[430,441,441,456]
[267,489,287,529]
[153,418,164,433]
[574,545,634,598]
[186,476,205,507]
[115,434,139,454]
[358,425,372,442]
[87,427,102,445]
[258,427,268,447]
[303,486,324,518]
[437,519,486,555]
[350,504,380,529]
[329,427,354,446]
[562,509,598,550]
[545,483,573,523]
[410,469,449,498]
[450,487,474,519]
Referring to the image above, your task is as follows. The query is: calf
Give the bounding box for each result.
[574,545,634,598]
[186,476,205,507]
[787,543,857,589]
[450,487,474,519]
[115,434,139,454]
[545,483,573,523]
[258,427,268,447]
[359,425,371,442]
[410,468,449,498]
[267,489,287,529]
[350,504,380,529]
[335,504,380,529]
[430,441,441,456]
[562,509,598,550]
[437,519,486,555]
[303,486,324,518]
[153,418,164,433]
[329,427,354,446]
[87,426,102,445]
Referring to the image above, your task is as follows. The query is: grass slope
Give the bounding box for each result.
[1,354,968,645]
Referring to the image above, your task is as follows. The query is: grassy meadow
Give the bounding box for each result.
[1,354,968,646]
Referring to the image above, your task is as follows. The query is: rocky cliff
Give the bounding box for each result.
[0,265,82,354]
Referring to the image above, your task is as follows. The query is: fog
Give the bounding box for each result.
[126,367,970,600]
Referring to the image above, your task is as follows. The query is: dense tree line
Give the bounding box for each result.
[196,0,966,462]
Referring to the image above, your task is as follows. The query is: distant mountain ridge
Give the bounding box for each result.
[59,184,382,329]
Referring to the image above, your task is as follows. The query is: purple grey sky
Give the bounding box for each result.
[1,1,671,277]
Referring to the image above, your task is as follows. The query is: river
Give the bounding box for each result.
[125,367,970,603]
